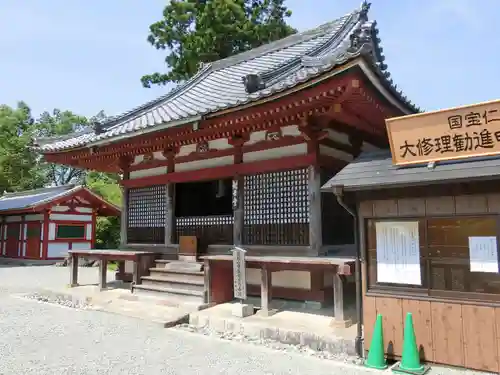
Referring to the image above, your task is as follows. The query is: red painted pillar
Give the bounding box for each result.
[210,261,234,304]
[42,210,50,260]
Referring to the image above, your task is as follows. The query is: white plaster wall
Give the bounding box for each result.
[177,144,197,158]
[51,205,70,212]
[49,223,56,240]
[175,155,234,172]
[49,213,92,221]
[246,269,311,289]
[243,143,307,163]
[76,207,93,213]
[48,242,69,258]
[72,242,91,251]
[86,223,92,240]
[129,166,168,179]
[21,223,27,257]
[5,216,22,223]
[25,214,43,221]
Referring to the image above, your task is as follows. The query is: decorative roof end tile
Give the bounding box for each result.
[243,73,266,94]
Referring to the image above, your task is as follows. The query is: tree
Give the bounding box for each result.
[0,102,45,192]
[85,171,122,249]
[35,109,90,186]
[141,0,296,87]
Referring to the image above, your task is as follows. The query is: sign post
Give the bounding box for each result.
[232,246,247,301]
[231,246,254,317]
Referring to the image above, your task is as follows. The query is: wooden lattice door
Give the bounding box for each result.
[5,223,20,258]
[25,222,41,259]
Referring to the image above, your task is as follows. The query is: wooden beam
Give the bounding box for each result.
[122,153,315,188]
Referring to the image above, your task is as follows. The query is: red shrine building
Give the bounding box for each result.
[0,185,120,261]
[37,3,418,311]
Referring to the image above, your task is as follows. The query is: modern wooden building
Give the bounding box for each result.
[322,99,500,372]
[0,185,120,260]
[36,2,417,317]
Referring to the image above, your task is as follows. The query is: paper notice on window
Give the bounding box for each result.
[375,221,421,285]
[468,236,499,273]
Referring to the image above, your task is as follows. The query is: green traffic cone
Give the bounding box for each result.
[365,314,388,370]
[392,313,430,375]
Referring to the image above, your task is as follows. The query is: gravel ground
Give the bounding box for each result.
[0,265,490,375]
[0,291,369,375]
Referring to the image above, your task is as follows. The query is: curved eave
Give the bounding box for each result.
[41,59,417,156]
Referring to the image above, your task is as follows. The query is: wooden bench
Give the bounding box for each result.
[201,255,355,326]
[68,250,157,290]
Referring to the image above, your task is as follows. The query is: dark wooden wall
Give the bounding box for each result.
[359,189,500,372]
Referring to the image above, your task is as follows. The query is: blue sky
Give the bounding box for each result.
[0,0,498,118]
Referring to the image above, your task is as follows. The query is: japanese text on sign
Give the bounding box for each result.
[375,221,421,286]
[232,247,247,299]
[386,100,500,166]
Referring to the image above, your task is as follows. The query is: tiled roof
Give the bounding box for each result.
[37,2,418,153]
[320,150,500,192]
[0,184,120,213]
[0,185,79,212]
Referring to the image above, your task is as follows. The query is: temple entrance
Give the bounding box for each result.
[174,179,234,250]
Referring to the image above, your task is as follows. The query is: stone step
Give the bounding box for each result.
[163,261,203,272]
[149,268,204,283]
[141,276,204,292]
[154,259,173,268]
[132,284,204,304]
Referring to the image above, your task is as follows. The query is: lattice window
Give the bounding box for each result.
[127,185,166,244]
[243,168,309,245]
[175,215,233,247]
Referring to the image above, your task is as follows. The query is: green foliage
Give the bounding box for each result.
[0,103,122,249]
[0,102,45,192]
[34,109,90,186]
[141,0,296,87]
[85,171,122,249]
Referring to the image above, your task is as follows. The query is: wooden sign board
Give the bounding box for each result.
[232,246,247,300]
[386,99,500,166]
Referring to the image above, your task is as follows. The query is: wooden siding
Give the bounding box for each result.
[360,191,500,372]
[364,295,500,372]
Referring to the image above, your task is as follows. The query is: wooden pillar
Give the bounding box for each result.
[119,156,131,248]
[203,258,211,304]
[164,148,176,246]
[42,210,50,260]
[331,270,352,327]
[230,137,245,246]
[132,259,141,285]
[69,253,78,287]
[301,120,323,255]
[99,258,108,290]
[308,164,322,255]
[260,265,273,316]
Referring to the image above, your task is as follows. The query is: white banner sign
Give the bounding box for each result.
[375,221,421,285]
[469,236,499,273]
